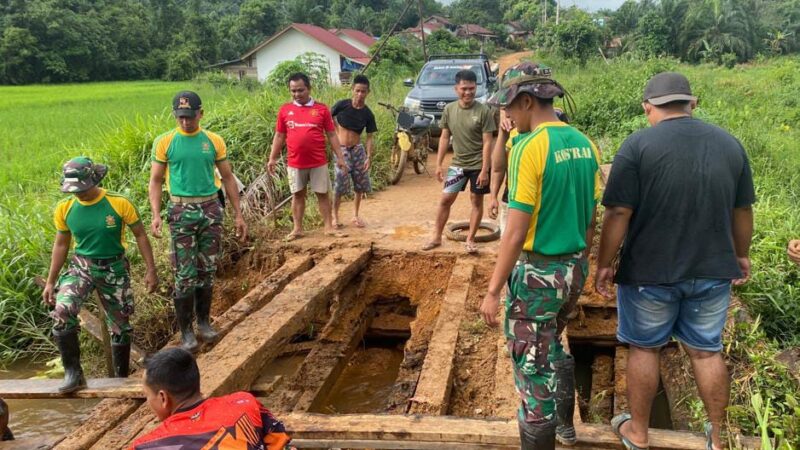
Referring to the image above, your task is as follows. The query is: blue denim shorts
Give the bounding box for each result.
[617,278,731,352]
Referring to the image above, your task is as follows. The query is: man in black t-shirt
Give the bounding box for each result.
[595,72,755,450]
[331,74,378,228]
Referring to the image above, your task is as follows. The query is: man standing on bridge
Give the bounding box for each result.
[596,72,755,450]
[131,347,294,449]
[149,91,247,353]
[480,73,601,449]
[267,72,348,241]
[43,157,159,392]
[422,69,496,253]
[331,74,377,229]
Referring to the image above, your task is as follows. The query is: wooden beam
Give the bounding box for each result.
[166,254,314,348]
[87,248,371,450]
[567,308,618,343]
[274,277,372,413]
[0,377,143,399]
[52,399,142,450]
[408,259,475,415]
[281,412,752,450]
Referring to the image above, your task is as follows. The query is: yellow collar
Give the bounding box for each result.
[76,188,106,206]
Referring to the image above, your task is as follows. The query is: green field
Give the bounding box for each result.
[0,81,240,191]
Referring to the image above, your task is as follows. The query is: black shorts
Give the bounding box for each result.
[443,166,490,195]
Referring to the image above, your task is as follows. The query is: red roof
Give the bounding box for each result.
[459,24,496,36]
[242,23,369,61]
[332,28,377,48]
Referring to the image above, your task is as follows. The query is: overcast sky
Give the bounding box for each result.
[438,0,627,12]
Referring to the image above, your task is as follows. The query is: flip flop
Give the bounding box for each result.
[324,231,348,238]
[421,241,441,251]
[465,241,478,254]
[351,217,367,228]
[611,413,649,450]
[284,232,303,242]
[332,222,345,229]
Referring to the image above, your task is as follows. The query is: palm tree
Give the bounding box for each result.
[680,0,755,63]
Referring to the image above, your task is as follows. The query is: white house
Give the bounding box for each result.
[232,23,371,85]
[330,28,377,54]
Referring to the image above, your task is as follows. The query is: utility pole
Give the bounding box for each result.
[556,0,560,25]
[417,0,427,60]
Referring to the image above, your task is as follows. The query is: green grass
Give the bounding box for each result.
[0,81,241,192]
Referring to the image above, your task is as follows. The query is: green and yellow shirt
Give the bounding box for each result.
[508,122,601,255]
[151,128,227,196]
[54,189,141,258]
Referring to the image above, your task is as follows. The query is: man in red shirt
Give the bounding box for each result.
[267,72,348,241]
[131,348,294,450]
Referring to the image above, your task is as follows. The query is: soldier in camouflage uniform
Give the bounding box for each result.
[149,91,247,353]
[481,73,601,449]
[42,157,158,393]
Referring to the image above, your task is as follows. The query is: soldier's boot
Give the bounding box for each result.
[195,286,219,344]
[173,293,199,353]
[53,328,87,393]
[554,355,578,446]
[111,342,130,378]
[519,419,557,450]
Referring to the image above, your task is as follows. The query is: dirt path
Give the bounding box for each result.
[497,50,534,74]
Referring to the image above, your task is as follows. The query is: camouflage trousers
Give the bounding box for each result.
[504,254,588,423]
[167,199,223,298]
[52,255,134,344]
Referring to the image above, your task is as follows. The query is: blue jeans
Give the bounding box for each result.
[617,278,731,352]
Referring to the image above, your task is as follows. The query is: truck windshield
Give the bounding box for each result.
[417,64,484,85]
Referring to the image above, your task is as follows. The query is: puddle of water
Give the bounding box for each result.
[315,343,404,414]
[1,359,99,440]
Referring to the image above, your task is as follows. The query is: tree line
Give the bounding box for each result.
[2,0,799,85]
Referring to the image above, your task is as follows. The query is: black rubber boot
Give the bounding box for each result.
[53,328,87,393]
[173,293,199,353]
[194,286,219,344]
[519,419,557,450]
[111,342,130,378]
[554,355,577,446]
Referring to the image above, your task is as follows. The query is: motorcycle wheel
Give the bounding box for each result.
[413,135,429,174]
[390,144,407,185]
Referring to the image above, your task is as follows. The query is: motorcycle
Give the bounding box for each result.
[378,102,434,185]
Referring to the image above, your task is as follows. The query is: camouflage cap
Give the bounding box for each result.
[60,157,108,193]
[488,61,564,107]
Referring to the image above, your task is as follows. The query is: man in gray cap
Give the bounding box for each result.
[596,72,755,450]
[42,157,158,392]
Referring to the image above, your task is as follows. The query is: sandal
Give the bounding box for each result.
[351,217,367,228]
[284,231,303,242]
[332,222,345,229]
[465,241,478,254]
[611,413,649,450]
[421,241,441,251]
[324,231,348,238]
[704,422,718,450]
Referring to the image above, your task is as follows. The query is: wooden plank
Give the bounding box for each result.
[277,278,372,413]
[249,375,283,397]
[292,438,517,449]
[408,259,475,415]
[567,308,618,343]
[282,413,761,450]
[0,377,143,399]
[493,338,517,419]
[166,254,314,348]
[52,399,142,450]
[613,346,629,416]
[88,248,371,450]
[0,437,56,449]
